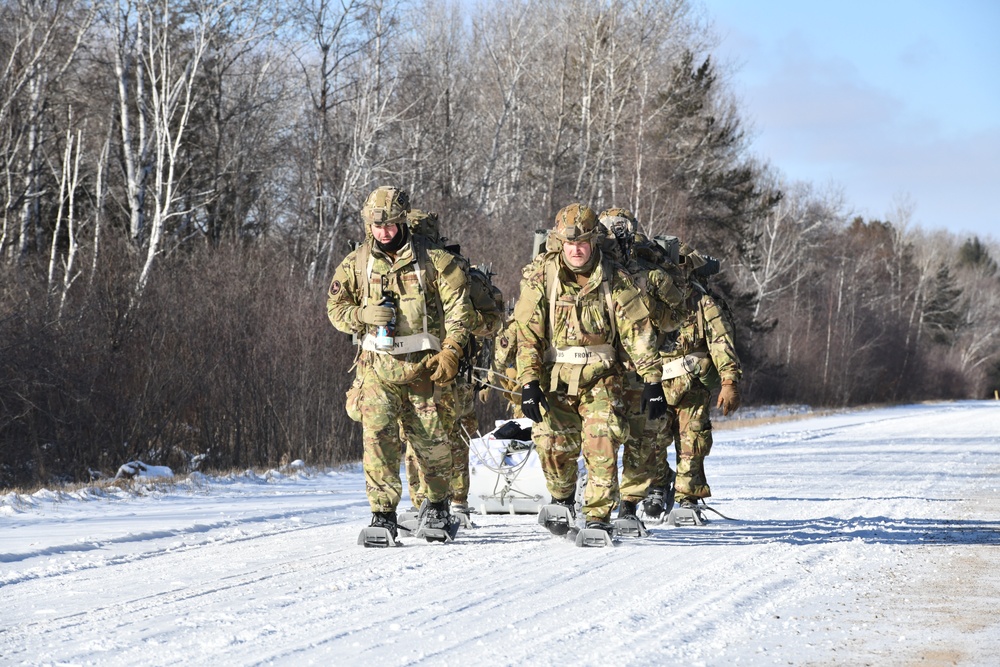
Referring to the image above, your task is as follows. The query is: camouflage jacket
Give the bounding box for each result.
[512,251,663,394]
[662,280,741,389]
[327,233,474,384]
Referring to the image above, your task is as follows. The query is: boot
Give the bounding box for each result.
[643,488,665,517]
[551,495,576,513]
[677,497,698,509]
[584,518,614,537]
[417,499,451,531]
[369,511,398,541]
[618,499,639,519]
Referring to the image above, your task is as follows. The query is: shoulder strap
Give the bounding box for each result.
[544,256,559,338]
[413,234,440,336]
[355,242,372,307]
[601,258,617,344]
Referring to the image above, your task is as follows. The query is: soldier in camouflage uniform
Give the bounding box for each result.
[327,187,475,541]
[403,246,504,519]
[597,209,686,522]
[513,203,668,535]
[650,246,742,512]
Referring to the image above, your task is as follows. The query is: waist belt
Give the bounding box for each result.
[544,344,616,365]
[361,333,441,355]
[662,351,707,380]
[545,343,616,395]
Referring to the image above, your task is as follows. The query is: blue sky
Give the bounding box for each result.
[703,0,999,240]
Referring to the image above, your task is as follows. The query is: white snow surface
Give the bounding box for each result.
[3,401,999,666]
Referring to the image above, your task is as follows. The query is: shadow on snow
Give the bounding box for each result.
[643,515,1000,547]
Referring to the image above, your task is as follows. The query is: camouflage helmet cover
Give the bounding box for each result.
[597,207,637,240]
[406,208,440,241]
[551,203,600,243]
[362,186,410,226]
[598,207,637,259]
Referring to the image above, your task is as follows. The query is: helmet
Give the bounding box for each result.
[598,208,637,258]
[551,203,600,243]
[407,209,441,241]
[361,186,410,226]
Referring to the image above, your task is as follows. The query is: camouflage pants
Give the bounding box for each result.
[533,372,629,522]
[404,380,476,506]
[358,369,452,513]
[621,374,674,502]
[653,374,713,500]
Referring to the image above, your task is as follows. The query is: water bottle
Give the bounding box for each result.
[374,297,396,351]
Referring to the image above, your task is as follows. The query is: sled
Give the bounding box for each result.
[468,419,549,514]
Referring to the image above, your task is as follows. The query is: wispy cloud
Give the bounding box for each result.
[740,34,999,238]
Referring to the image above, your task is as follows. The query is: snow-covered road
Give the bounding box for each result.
[3,401,999,666]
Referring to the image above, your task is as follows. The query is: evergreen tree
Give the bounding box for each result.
[923,263,963,345]
[957,236,997,275]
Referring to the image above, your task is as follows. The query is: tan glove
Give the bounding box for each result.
[426,338,463,385]
[355,303,393,326]
[716,380,741,416]
[478,387,491,403]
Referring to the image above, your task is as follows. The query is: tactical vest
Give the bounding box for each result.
[661,282,713,381]
[352,235,443,356]
[541,254,618,395]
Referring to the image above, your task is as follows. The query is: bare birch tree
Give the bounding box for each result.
[0,0,94,260]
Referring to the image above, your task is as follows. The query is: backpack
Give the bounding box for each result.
[467,265,504,332]
[408,210,505,383]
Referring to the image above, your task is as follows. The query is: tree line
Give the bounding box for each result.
[1,0,997,489]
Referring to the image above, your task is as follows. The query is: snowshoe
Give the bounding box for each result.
[666,498,706,527]
[358,511,401,548]
[611,500,648,538]
[414,499,460,543]
[451,502,473,529]
[397,507,420,536]
[537,497,576,537]
[640,472,676,524]
[575,520,616,548]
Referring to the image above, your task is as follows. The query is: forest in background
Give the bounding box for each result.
[2,0,998,489]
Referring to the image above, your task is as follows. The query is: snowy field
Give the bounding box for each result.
[3,401,999,666]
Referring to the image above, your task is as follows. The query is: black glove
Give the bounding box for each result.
[520,381,548,423]
[641,382,667,421]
